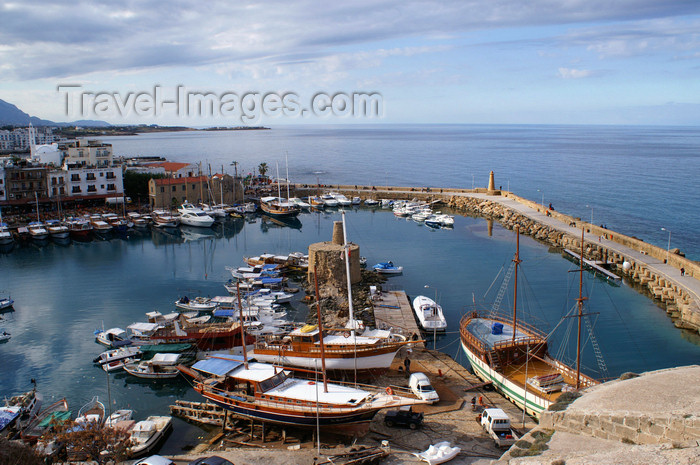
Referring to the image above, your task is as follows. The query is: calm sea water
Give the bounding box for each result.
[2,124,699,454]
[100,124,700,260]
[1,210,699,454]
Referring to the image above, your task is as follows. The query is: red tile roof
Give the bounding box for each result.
[144,162,193,173]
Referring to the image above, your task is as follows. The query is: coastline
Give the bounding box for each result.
[295,185,700,334]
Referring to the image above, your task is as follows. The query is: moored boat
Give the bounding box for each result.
[21,398,70,442]
[151,210,180,228]
[27,222,49,241]
[180,354,426,434]
[412,296,447,332]
[66,218,94,240]
[459,228,599,418]
[178,202,215,227]
[123,355,182,379]
[44,220,70,239]
[373,261,404,274]
[259,196,302,218]
[175,296,218,312]
[127,415,172,458]
[75,396,105,427]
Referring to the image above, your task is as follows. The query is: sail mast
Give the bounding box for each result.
[313,266,328,392]
[235,281,248,369]
[276,162,282,200]
[341,211,355,325]
[511,226,521,342]
[285,151,290,201]
[575,226,586,389]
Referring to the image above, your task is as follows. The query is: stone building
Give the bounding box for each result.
[148,174,243,209]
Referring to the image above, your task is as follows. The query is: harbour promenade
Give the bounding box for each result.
[295,185,700,333]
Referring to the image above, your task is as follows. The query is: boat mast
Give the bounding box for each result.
[341,211,358,384]
[35,192,40,222]
[313,265,328,392]
[235,281,249,368]
[575,226,587,389]
[511,226,522,342]
[276,162,282,201]
[285,151,291,201]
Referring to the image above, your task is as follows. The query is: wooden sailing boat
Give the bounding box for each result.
[179,277,425,435]
[250,211,419,374]
[459,226,599,418]
[259,161,301,218]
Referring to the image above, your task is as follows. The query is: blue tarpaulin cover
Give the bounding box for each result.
[191,355,245,377]
[491,322,504,335]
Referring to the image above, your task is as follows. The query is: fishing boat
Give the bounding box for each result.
[151,210,180,228]
[288,197,311,211]
[412,296,447,332]
[1,387,42,434]
[364,198,379,206]
[66,218,94,240]
[27,221,49,241]
[0,295,13,310]
[0,329,11,343]
[93,346,142,368]
[74,396,105,427]
[127,416,172,458]
[21,398,70,442]
[0,223,12,245]
[175,296,218,313]
[141,319,256,351]
[44,219,70,239]
[89,215,113,235]
[95,327,131,347]
[123,354,183,379]
[179,354,425,434]
[328,192,352,206]
[321,193,339,207]
[459,227,599,418]
[308,196,325,208]
[105,409,133,428]
[259,196,302,218]
[372,262,403,274]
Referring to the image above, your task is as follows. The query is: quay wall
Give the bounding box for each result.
[293,185,700,333]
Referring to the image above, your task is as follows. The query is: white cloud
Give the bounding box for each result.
[557,67,593,79]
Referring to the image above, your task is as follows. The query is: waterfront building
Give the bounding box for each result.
[148,174,242,209]
[0,126,62,151]
[0,164,5,201]
[61,139,114,168]
[142,161,197,178]
[53,165,124,200]
[4,164,48,202]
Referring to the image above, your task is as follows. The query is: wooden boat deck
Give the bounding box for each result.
[372,291,424,348]
[501,359,574,404]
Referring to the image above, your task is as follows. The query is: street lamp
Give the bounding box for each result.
[661,228,671,263]
[586,205,593,224]
[424,284,438,351]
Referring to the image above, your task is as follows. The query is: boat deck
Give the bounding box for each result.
[372,291,424,348]
[501,359,569,403]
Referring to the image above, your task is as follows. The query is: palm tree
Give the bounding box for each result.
[258,162,268,179]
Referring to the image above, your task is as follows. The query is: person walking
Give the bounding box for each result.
[403,357,411,376]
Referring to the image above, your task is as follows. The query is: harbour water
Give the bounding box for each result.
[1,208,699,454]
[100,124,700,260]
[2,124,699,454]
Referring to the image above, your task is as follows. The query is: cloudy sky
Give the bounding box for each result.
[1,0,699,125]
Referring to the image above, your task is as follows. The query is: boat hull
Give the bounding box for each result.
[460,341,548,418]
[249,348,400,373]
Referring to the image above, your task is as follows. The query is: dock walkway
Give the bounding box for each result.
[372,290,424,348]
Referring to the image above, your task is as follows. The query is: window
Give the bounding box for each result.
[172,186,176,192]
[106,172,115,179]
[182,185,186,191]
[107,184,116,191]
[87,185,97,192]
[160,187,165,193]
[72,186,81,193]
[71,174,80,182]
[86,173,96,181]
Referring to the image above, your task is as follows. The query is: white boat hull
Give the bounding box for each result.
[250,349,400,372]
[460,341,548,418]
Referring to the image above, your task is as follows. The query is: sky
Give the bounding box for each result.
[1,0,700,126]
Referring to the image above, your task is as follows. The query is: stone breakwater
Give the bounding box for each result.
[444,193,700,333]
[294,184,700,333]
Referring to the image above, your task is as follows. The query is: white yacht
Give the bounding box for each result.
[178,202,215,228]
[412,295,447,332]
[329,192,352,206]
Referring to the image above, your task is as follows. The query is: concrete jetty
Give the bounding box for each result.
[372,290,424,347]
[294,184,700,334]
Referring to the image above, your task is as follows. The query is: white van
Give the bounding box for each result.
[409,372,439,404]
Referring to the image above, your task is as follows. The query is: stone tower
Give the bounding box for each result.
[487,170,496,194]
[307,221,361,298]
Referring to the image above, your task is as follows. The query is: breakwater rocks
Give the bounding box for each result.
[445,194,700,334]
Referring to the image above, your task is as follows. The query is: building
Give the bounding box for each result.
[50,165,124,200]
[0,127,62,151]
[4,165,48,202]
[61,139,114,168]
[148,174,242,209]
[142,161,197,178]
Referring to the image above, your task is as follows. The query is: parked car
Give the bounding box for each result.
[134,455,175,465]
[384,405,424,429]
[189,456,234,465]
[409,372,439,404]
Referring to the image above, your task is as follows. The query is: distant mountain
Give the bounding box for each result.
[0,98,110,127]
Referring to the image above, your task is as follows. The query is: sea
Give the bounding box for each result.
[1,124,698,454]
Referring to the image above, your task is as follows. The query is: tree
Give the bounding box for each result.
[0,437,43,465]
[258,162,268,178]
[40,420,131,464]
